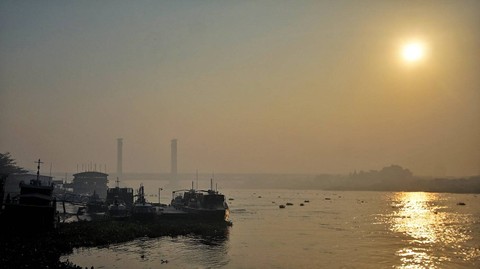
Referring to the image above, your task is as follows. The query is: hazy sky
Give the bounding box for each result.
[1,1,479,176]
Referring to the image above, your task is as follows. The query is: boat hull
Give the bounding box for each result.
[1,203,57,230]
[180,207,228,221]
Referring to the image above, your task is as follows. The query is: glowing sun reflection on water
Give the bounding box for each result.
[387,192,473,269]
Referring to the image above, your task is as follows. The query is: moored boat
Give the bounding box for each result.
[131,184,156,220]
[171,179,229,222]
[86,190,106,213]
[107,198,129,219]
[0,159,57,231]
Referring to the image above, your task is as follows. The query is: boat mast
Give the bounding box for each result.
[35,159,43,182]
[211,171,215,190]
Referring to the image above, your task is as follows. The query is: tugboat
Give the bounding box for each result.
[131,184,155,220]
[171,179,229,221]
[0,159,57,231]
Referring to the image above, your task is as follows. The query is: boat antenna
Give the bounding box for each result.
[35,159,43,181]
[210,177,213,191]
[196,169,198,190]
[116,177,120,188]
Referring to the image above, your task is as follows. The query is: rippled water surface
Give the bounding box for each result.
[62,190,479,268]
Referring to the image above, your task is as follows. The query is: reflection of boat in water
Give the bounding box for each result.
[132,184,155,220]
[171,179,229,221]
[0,159,57,231]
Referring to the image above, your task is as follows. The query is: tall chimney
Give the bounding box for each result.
[117,138,123,177]
[171,139,177,178]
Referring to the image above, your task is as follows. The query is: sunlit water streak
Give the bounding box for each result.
[380,192,479,269]
[62,188,479,268]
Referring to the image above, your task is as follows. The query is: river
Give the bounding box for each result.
[62,187,479,268]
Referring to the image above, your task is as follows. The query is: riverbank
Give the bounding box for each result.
[0,219,231,268]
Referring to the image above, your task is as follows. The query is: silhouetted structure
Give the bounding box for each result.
[106,185,134,209]
[1,159,57,231]
[68,171,109,198]
[171,179,229,221]
[3,173,53,198]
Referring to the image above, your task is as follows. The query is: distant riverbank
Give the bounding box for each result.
[50,165,480,194]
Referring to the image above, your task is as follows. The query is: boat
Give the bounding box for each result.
[107,197,129,219]
[170,179,229,221]
[86,190,106,213]
[106,178,133,209]
[131,184,156,220]
[0,159,57,231]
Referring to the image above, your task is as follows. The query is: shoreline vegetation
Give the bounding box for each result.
[0,219,231,269]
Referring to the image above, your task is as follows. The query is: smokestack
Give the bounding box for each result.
[171,139,177,178]
[117,138,123,177]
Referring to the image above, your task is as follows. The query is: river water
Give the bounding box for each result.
[62,188,479,268]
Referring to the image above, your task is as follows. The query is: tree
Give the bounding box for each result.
[0,152,27,176]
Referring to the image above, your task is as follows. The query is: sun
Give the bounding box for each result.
[401,42,425,63]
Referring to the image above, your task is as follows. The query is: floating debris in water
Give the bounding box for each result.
[258,196,262,198]
[279,205,285,209]
[325,198,331,200]
[228,198,234,201]
[457,202,466,206]
[300,203,304,206]
[286,202,293,206]
[304,200,310,203]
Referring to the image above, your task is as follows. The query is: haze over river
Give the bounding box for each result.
[63,185,479,268]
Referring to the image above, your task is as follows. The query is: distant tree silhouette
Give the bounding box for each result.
[0,152,27,175]
[379,165,413,180]
[0,152,26,206]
